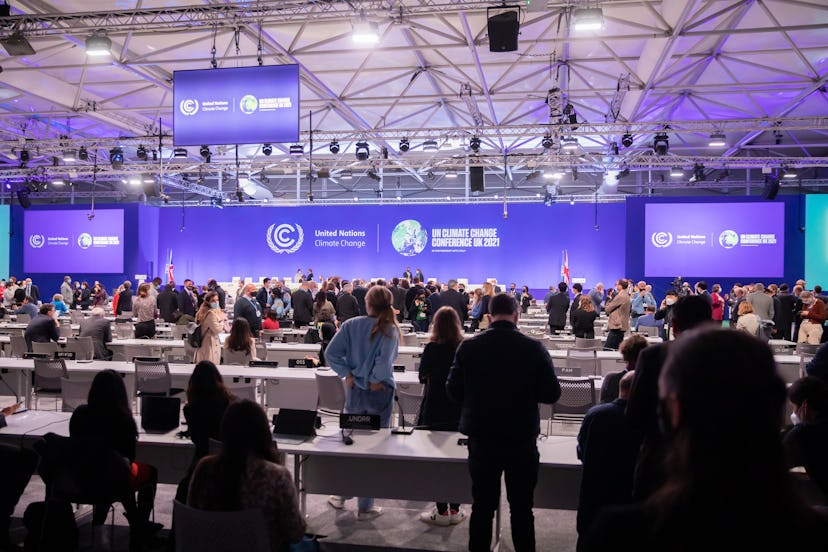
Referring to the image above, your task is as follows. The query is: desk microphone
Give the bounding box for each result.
[391,394,414,435]
[340,428,354,445]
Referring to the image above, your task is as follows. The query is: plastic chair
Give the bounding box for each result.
[173,500,270,552]
[265,377,318,411]
[59,324,74,338]
[171,325,190,340]
[60,378,90,412]
[226,378,257,402]
[395,385,424,428]
[32,341,60,356]
[69,311,85,324]
[552,377,597,424]
[15,313,31,324]
[10,335,28,358]
[115,323,135,339]
[63,336,94,361]
[637,325,662,338]
[560,348,599,377]
[134,358,182,397]
[260,329,282,343]
[221,348,251,366]
[33,358,68,410]
[314,369,346,413]
[573,337,602,350]
[401,333,419,346]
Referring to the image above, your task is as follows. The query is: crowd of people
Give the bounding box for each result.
[3,269,828,551]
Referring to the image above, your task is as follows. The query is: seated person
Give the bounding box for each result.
[13,296,38,319]
[24,303,59,351]
[0,404,38,551]
[634,305,659,335]
[306,322,336,367]
[600,334,648,403]
[223,319,258,361]
[51,293,69,316]
[785,376,828,500]
[735,300,761,336]
[79,307,113,360]
[188,400,306,551]
[262,310,281,331]
[577,372,641,550]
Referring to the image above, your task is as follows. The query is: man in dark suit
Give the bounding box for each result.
[24,303,59,351]
[440,279,468,323]
[775,284,796,341]
[79,307,113,360]
[576,371,641,551]
[157,283,179,323]
[291,282,314,327]
[570,283,583,325]
[15,278,39,304]
[546,282,570,333]
[178,279,197,318]
[233,284,262,336]
[405,277,425,317]
[402,267,412,280]
[256,278,271,311]
[336,283,361,323]
[352,279,368,316]
[447,294,560,552]
[626,295,712,499]
[390,278,407,322]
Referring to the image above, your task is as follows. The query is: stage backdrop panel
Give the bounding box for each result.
[0,205,8,280]
[156,203,626,290]
[805,195,828,287]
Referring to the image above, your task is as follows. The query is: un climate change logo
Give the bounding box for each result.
[651,231,673,248]
[240,95,258,115]
[29,234,45,248]
[179,99,199,116]
[266,223,304,254]
[719,230,739,249]
[392,220,428,257]
[77,233,93,250]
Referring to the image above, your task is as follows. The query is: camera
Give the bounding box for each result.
[670,276,683,291]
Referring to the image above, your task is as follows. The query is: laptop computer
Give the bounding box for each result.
[272,408,317,445]
[141,396,181,433]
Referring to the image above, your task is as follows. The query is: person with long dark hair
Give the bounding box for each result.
[69,370,160,542]
[585,328,828,550]
[133,283,158,338]
[188,400,305,551]
[194,291,226,364]
[223,318,257,359]
[418,306,466,526]
[325,285,400,520]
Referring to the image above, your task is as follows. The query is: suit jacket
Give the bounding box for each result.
[391,286,407,315]
[439,288,468,322]
[352,286,368,316]
[336,293,360,323]
[14,285,39,304]
[25,314,59,351]
[291,288,314,326]
[157,289,179,323]
[546,292,570,329]
[748,291,774,321]
[178,289,197,317]
[776,293,796,339]
[605,290,631,331]
[79,317,113,360]
[116,290,133,315]
[233,296,262,335]
[447,320,561,439]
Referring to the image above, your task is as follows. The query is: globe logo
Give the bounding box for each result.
[240,95,258,115]
[77,233,93,249]
[266,223,304,254]
[650,231,673,248]
[179,99,199,116]
[392,220,428,257]
[29,234,45,249]
[719,230,739,249]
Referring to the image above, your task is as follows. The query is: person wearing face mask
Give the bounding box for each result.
[604,279,632,350]
[194,291,227,364]
[797,290,826,345]
[24,303,59,351]
[233,284,262,337]
[654,290,678,340]
[785,376,828,501]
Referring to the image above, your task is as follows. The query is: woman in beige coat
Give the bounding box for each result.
[194,291,227,364]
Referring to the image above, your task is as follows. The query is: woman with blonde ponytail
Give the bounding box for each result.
[325,285,400,520]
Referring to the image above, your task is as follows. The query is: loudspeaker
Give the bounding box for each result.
[470,166,484,193]
[487,8,520,52]
[16,188,31,209]
[763,177,780,200]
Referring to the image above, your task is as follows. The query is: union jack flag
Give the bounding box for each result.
[560,249,570,287]
[165,249,174,283]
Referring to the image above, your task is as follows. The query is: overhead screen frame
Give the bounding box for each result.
[172,64,301,147]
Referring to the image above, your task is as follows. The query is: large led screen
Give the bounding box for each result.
[24,209,124,273]
[157,203,626,289]
[806,195,828,286]
[644,202,784,278]
[173,64,300,146]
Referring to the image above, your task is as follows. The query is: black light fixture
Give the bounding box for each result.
[541,135,554,149]
[19,149,29,163]
[235,187,245,202]
[366,168,381,182]
[399,138,410,153]
[692,163,705,182]
[329,141,340,154]
[109,147,124,169]
[289,144,304,156]
[653,132,669,156]
[199,145,211,162]
[1,31,36,56]
[469,136,481,152]
[84,33,112,57]
[173,147,188,157]
[422,140,438,151]
[78,146,88,161]
[355,141,370,161]
[262,143,273,156]
[136,145,148,161]
[621,133,633,148]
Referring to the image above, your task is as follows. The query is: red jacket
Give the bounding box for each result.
[803,299,827,323]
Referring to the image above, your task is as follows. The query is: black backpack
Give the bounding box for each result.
[188,325,203,348]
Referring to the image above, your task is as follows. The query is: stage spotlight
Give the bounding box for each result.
[782,167,797,179]
[19,150,29,163]
[355,141,370,161]
[262,143,273,156]
[62,149,76,162]
[78,146,88,161]
[469,136,481,152]
[289,144,304,156]
[670,166,684,178]
[199,145,211,162]
[561,137,579,151]
[1,31,36,56]
[399,138,410,153]
[573,7,604,31]
[653,132,669,155]
[109,147,124,169]
[422,140,438,151]
[328,141,340,154]
[340,170,353,180]
[173,148,188,158]
[136,145,148,161]
[708,132,726,147]
[621,133,633,148]
[85,34,112,57]
[541,135,554,149]
[352,18,380,45]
